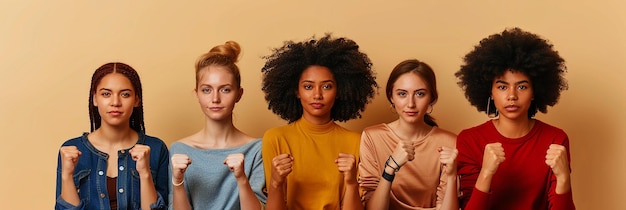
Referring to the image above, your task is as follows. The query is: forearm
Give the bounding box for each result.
[139,173,158,210]
[474,169,494,193]
[555,174,571,195]
[439,173,459,210]
[172,182,192,210]
[237,177,262,210]
[265,181,287,210]
[342,182,364,210]
[60,174,80,206]
[364,167,394,210]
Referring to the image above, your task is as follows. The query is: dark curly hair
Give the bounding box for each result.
[261,34,378,123]
[89,62,145,132]
[455,28,568,118]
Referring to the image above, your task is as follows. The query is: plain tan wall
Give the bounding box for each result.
[1,1,624,209]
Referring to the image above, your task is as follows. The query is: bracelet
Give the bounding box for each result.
[381,170,395,182]
[385,156,400,172]
[172,178,184,187]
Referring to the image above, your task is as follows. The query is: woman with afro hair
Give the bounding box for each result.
[455,28,575,210]
[260,34,377,210]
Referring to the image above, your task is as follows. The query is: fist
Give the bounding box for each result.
[271,154,293,186]
[171,154,192,182]
[224,153,245,178]
[335,153,358,184]
[482,142,505,176]
[438,146,458,176]
[545,144,570,178]
[129,144,151,176]
[59,146,82,176]
[391,140,416,167]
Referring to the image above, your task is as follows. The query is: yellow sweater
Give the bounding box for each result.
[262,118,361,210]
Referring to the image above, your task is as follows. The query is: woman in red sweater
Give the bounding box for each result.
[454,28,575,210]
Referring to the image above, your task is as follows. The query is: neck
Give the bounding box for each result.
[302,114,332,125]
[493,117,535,138]
[391,119,432,141]
[199,117,239,147]
[91,125,137,147]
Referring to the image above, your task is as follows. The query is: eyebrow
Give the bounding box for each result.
[495,80,530,85]
[98,88,133,92]
[395,88,427,92]
[301,80,335,83]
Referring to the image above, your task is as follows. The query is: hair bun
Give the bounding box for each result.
[208,41,241,63]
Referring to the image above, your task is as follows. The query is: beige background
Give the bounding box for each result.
[1,1,624,209]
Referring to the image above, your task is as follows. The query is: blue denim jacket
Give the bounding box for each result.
[55,132,169,210]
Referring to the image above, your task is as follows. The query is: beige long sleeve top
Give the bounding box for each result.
[359,124,456,210]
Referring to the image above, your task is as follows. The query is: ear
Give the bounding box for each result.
[134,96,140,107]
[235,87,244,103]
[295,90,300,99]
[92,94,98,107]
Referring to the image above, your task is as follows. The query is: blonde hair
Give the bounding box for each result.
[194,41,242,88]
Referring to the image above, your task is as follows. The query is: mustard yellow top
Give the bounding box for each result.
[262,118,361,210]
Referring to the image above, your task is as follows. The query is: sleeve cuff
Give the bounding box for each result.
[55,197,84,210]
[149,192,167,210]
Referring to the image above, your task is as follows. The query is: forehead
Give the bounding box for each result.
[394,72,428,89]
[299,65,335,82]
[494,70,531,82]
[98,73,134,89]
[198,66,235,83]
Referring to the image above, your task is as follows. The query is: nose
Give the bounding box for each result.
[507,89,518,101]
[111,95,121,107]
[212,92,221,103]
[313,87,323,100]
[407,95,416,108]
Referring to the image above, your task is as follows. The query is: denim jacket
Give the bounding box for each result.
[55,132,169,210]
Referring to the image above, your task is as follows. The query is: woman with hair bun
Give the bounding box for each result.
[169,41,266,210]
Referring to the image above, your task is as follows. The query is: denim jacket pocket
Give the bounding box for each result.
[73,169,91,205]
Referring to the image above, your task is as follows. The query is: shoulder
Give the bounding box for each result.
[60,134,86,147]
[263,124,293,138]
[141,133,168,150]
[362,123,387,134]
[458,120,492,137]
[535,120,567,135]
[432,127,457,140]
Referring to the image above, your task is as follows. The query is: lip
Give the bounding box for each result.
[209,107,224,111]
[504,105,519,112]
[404,111,418,116]
[310,103,324,109]
[108,111,122,116]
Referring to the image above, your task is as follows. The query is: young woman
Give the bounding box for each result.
[359,59,458,210]
[260,34,378,210]
[55,62,169,210]
[169,41,266,210]
[455,28,575,209]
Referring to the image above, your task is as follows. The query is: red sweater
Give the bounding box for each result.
[457,120,575,210]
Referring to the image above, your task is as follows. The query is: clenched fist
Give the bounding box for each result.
[224,153,246,178]
[171,154,192,184]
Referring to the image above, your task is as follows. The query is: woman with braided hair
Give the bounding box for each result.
[261,34,377,210]
[55,62,169,210]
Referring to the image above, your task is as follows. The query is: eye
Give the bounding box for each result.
[220,88,231,93]
[202,88,211,93]
[322,84,333,90]
[415,91,426,97]
[101,92,111,97]
[518,85,528,90]
[397,91,407,97]
[121,92,131,97]
[497,85,507,90]
[303,84,313,90]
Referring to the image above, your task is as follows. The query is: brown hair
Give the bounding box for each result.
[195,41,242,88]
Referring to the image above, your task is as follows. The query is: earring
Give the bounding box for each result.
[426,104,434,114]
[486,97,499,119]
[390,103,396,114]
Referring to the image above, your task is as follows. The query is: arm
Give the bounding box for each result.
[170,154,192,210]
[462,142,505,210]
[545,140,575,210]
[264,154,292,210]
[336,153,364,210]
[130,145,159,210]
[224,153,262,210]
[438,147,459,210]
[57,146,82,208]
[364,139,415,210]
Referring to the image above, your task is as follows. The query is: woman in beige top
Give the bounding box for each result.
[359,59,459,210]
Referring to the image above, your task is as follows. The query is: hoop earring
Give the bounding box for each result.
[427,104,434,114]
[486,97,499,119]
[390,103,397,114]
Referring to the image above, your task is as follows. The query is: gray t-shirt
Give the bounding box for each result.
[168,139,266,210]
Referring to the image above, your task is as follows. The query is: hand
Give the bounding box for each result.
[390,139,416,168]
[438,146,458,176]
[171,154,192,183]
[130,144,152,177]
[60,146,82,177]
[545,144,570,179]
[271,154,293,187]
[481,143,505,176]
[335,153,358,184]
[224,153,245,178]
